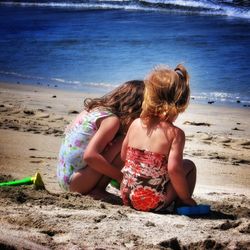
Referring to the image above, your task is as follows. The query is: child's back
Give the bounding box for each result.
[120,64,197,212]
[123,118,180,156]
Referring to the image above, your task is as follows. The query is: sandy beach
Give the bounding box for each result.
[0,82,249,250]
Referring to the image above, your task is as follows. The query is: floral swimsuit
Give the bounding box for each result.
[121,146,170,212]
[57,109,114,191]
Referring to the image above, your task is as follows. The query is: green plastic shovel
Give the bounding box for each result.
[110,179,120,189]
[0,172,45,189]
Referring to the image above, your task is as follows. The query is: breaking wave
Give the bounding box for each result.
[1,0,250,19]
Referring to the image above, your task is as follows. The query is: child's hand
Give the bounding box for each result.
[181,197,197,206]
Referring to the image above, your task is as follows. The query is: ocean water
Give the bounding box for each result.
[0,0,250,105]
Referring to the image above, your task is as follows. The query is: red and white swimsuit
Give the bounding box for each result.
[121,146,170,212]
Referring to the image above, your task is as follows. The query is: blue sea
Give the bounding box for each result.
[0,0,250,106]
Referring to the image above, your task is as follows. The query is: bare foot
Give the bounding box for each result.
[89,188,122,205]
[89,189,110,200]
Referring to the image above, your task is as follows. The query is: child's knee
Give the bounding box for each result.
[183,159,196,171]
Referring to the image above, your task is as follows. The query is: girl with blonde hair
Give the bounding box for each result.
[120,65,197,212]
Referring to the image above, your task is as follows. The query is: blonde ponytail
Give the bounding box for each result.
[141,64,190,125]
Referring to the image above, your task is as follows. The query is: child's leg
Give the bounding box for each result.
[185,159,196,195]
[69,167,103,194]
[87,154,123,199]
[92,153,123,192]
[69,137,124,195]
[165,159,197,205]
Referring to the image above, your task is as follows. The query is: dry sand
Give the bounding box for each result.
[0,82,249,250]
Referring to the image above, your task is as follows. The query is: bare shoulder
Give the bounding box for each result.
[102,115,120,125]
[172,126,185,143]
[128,118,141,130]
[131,118,141,125]
[161,122,185,142]
[126,118,142,137]
[97,114,120,130]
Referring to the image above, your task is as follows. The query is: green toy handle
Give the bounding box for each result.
[0,173,45,189]
[0,177,33,186]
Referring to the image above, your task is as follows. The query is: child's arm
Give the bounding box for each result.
[168,128,196,206]
[83,116,123,182]
[121,118,136,161]
[103,135,125,163]
[121,132,129,161]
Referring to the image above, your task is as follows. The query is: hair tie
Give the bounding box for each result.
[175,69,184,79]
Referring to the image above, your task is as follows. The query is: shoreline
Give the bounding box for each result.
[0,81,249,249]
[2,80,250,109]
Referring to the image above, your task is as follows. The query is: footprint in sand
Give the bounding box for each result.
[25,128,41,134]
[68,110,79,115]
[29,148,37,151]
[232,159,250,165]
[240,141,250,146]
[214,137,234,148]
[232,127,244,131]
[40,229,65,237]
[159,238,227,250]
[213,220,241,231]
[93,214,107,223]
[208,152,227,161]
[0,105,8,112]
[23,109,35,115]
[188,239,227,249]
[183,121,211,127]
[216,137,232,144]
[29,156,56,160]
[240,141,250,150]
[43,128,63,136]
[30,160,43,163]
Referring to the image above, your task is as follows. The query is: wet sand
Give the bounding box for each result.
[0,82,249,249]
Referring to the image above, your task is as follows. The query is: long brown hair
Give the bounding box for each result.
[84,80,144,133]
[141,64,190,125]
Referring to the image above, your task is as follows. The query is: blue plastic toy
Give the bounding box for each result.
[177,204,210,216]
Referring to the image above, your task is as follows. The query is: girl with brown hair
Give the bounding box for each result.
[57,80,144,197]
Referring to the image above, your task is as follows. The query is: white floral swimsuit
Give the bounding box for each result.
[57,109,114,191]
